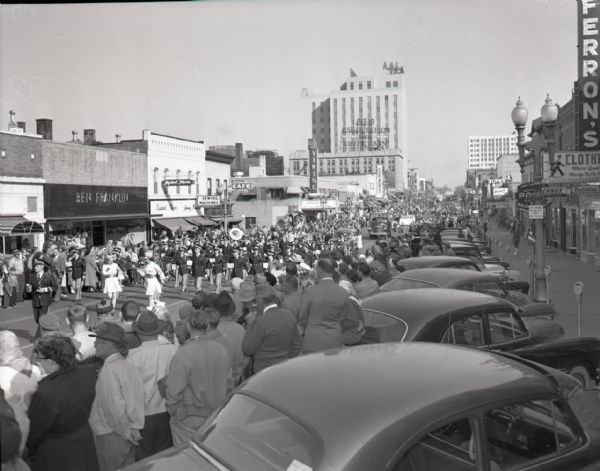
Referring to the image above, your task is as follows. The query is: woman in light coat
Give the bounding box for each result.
[84,248,99,292]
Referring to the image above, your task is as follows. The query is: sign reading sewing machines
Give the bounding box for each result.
[195,195,221,206]
[545,151,600,183]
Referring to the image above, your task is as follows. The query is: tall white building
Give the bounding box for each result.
[297,63,408,191]
[468,135,518,170]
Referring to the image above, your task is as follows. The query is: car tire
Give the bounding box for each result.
[569,365,591,387]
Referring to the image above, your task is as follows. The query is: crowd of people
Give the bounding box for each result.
[1,203,487,471]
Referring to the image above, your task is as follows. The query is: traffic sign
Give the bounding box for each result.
[529,205,544,219]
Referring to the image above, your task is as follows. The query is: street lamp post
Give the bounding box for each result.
[218,184,229,233]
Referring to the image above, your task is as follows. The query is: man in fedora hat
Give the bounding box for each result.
[210,291,247,386]
[242,284,301,376]
[165,308,229,445]
[89,322,144,471]
[128,311,177,460]
[8,248,25,303]
[299,257,350,354]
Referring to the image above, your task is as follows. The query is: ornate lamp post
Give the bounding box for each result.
[217,184,229,232]
[511,97,529,175]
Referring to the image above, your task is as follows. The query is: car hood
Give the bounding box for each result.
[123,443,220,471]
[512,336,600,358]
[521,318,564,343]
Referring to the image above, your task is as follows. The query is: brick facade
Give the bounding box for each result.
[42,141,147,187]
[0,131,43,178]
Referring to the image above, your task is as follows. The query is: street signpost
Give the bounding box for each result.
[529,205,544,219]
[574,281,584,336]
[544,265,552,304]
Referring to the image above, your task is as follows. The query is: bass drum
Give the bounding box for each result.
[229,227,244,241]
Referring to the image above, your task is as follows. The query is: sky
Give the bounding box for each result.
[0,0,578,188]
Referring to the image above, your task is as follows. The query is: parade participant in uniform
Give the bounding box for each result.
[138,251,165,308]
[29,260,56,335]
[191,245,207,291]
[102,254,123,309]
[212,248,226,293]
[178,248,192,294]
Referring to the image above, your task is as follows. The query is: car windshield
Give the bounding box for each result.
[193,394,321,471]
[380,278,438,291]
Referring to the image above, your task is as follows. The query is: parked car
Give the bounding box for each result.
[448,241,517,277]
[395,256,530,294]
[396,255,481,271]
[380,268,555,321]
[360,288,600,387]
[124,342,600,471]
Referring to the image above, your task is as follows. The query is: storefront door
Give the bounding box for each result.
[560,206,566,252]
[92,220,104,247]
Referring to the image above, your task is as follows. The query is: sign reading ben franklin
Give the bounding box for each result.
[44,184,148,218]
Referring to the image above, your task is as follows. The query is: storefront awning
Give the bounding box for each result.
[185,216,217,227]
[0,215,44,236]
[153,217,196,233]
[212,217,242,225]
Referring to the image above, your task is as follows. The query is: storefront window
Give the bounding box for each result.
[105,218,146,246]
[594,211,600,253]
[176,170,181,195]
[188,171,193,195]
[154,168,159,194]
[207,178,212,196]
[196,172,200,195]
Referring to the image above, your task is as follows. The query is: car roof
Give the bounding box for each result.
[391,268,500,286]
[241,343,559,469]
[361,288,511,321]
[396,255,476,267]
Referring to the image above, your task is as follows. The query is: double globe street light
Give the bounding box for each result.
[511,94,558,302]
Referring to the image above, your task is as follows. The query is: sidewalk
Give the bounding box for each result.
[487,221,600,339]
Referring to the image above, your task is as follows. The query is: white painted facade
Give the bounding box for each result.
[145,130,206,219]
[468,135,518,170]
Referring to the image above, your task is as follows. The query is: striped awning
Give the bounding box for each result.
[0,216,44,236]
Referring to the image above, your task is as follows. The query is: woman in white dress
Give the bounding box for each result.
[138,250,165,308]
[102,254,123,308]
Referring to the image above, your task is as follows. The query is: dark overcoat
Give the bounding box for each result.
[26,363,99,471]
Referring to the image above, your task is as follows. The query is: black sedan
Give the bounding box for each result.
[361,288,600,387]
[379,268,556,321]
[124,343,600,470]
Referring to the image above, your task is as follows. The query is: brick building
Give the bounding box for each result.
[0,113,45,253]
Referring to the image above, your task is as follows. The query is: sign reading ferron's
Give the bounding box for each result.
[44,184,148,218]
[576,0,600,151]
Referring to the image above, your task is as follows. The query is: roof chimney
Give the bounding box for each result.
[36,119,53,140]
[83,129,96,145]
[8,111,21,132]
[17,121,26,133]
[70,130,82,144]
[115,134,121,143]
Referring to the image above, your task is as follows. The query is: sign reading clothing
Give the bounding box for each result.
[577,0,600,151]
[44,184,148,218]
[546,151,600,182]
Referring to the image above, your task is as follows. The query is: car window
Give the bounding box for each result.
[195,393,321,471]
[395,418,476,471]
[473,281,505,297]
[361,309,408,343]
[380,278,438,291]
[485,399,581,469]
[487,311,527,344]
[448,263,479,271]
[441,315,486,347]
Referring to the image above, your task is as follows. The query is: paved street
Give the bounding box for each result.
[487,220,600,339]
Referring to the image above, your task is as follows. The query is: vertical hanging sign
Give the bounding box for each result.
[576,0,600,151]
[308,138,318,192]
[375,164,384,198]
